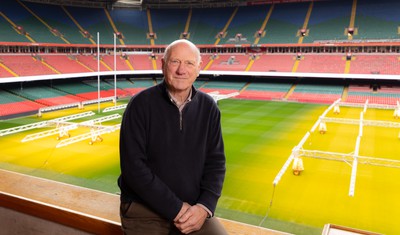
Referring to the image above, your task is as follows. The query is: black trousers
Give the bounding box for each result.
[120,202,228,235]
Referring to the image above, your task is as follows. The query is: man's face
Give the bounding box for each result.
[162,43,201,94]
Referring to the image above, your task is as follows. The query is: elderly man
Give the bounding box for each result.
[118,39,227,235]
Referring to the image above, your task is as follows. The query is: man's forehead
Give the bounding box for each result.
[169,49,197,60]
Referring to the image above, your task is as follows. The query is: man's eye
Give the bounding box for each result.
[185,61,195,66]
[170,60,180,65]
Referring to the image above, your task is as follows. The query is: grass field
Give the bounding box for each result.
[1,99,399,234]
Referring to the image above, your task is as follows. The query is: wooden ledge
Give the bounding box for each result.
[0,169,289,235]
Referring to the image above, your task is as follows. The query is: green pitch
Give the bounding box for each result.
[0,99,399,235]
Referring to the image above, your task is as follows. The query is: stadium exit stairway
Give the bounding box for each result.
[284,84,296,99]
[341,85,349,101]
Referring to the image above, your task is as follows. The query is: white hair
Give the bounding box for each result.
[163,39,201,65]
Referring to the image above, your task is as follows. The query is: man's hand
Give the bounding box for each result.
[174,204,208,234]
[174,202,191,222]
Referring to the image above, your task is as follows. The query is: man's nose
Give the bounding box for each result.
[176,63,186,73]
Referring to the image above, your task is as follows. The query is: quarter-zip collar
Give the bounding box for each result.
[167,88,192,112]
[167,88,192,131]
[161,80,196,131]
[159,80,197,102]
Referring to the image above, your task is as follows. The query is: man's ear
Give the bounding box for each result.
[161,58,167,71]
[161,58,165,67]
[197,61,202,76]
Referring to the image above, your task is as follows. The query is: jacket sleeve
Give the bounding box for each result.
[196,103,226,216]
[119,97,183,221]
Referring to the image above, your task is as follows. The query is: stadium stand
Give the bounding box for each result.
[199,80,246,94]
[0,0,399,115]
[1,0,65,43]
[0,61,17,77]
[302,0,352,43]
[21,2,86,44]
[0,54,56,76]
[352,0,400,40]
[189,7,235,45]
[220,5,271,45]
[136,53,156,70]
[0,11,31,43]
[104,78,134,97]
[0,88,44,116]
[349,54,400,75]
[238,82,293,100]
[101,54,133,71]
[46,79,111,100]
[108,8,149,45]
[257,2,309,44]
[286,83,344,104]
[119,78,155,95]
[249,54,295,72]
[3,51,399,76]
[295,54,346,73]
[6,82,83,106]
[0,0,399,75]
[193,80,207,89]
[64,6,116,45]
[76,54,111,72]
[40,54,91,74]
[200,54,212,70]
[149,8,189,45]
[206,54,249,71]
[346,84,400,105]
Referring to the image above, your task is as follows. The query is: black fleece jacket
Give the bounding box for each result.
[118,81,226,221]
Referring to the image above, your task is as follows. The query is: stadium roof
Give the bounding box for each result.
[21,0,326,9]
[122,0,325,9]
[21,0,119,8]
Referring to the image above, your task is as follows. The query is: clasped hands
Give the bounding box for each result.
[173,202,208,234]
